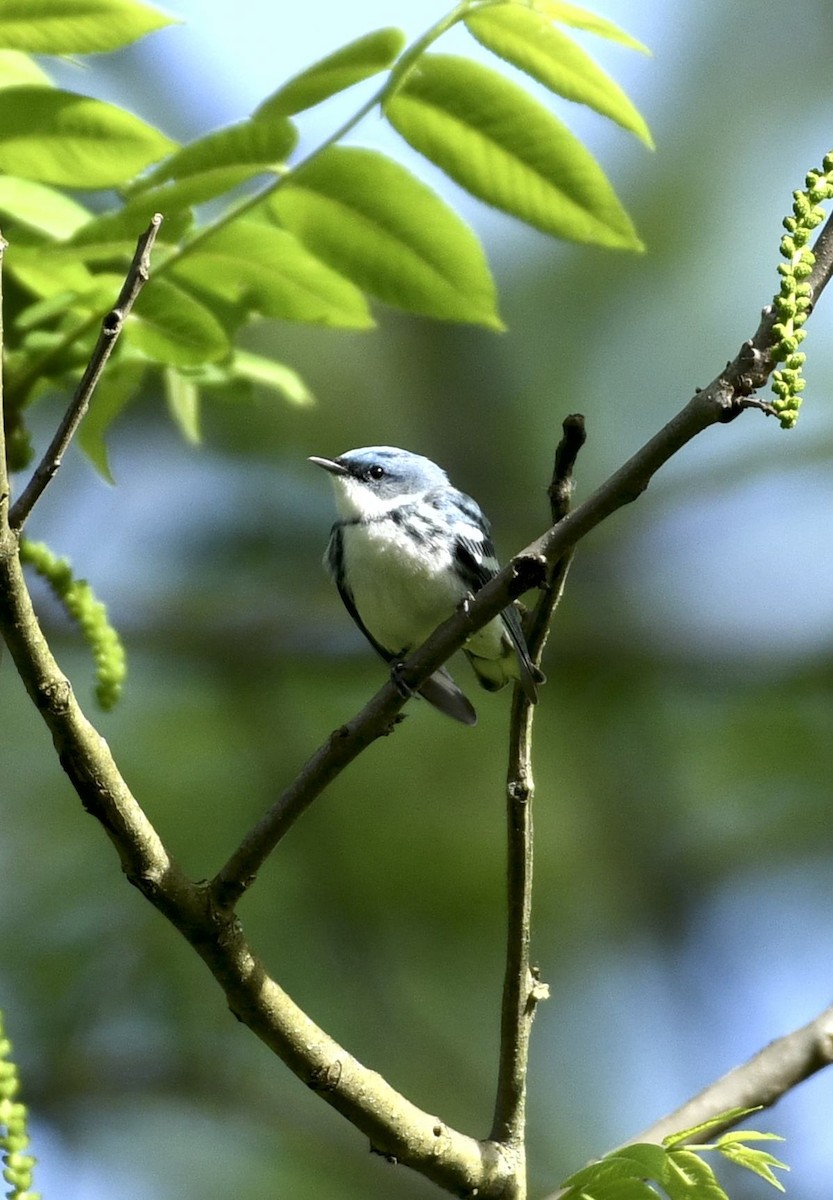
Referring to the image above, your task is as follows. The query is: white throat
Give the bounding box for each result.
[332,475,423,522]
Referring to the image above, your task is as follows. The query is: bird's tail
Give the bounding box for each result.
[418,667,477,725]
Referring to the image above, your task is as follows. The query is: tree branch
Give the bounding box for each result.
[541,1004,833,1200]
[0,230,10,519]
[628,1002,833,1147]
[213,210,833,909]
[489,417,586,1189]
[0,475,515,1199]
[0,223,518,1199]
[8,214,162,531]
[2,205,833,1200]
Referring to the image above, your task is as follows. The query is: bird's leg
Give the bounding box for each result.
[459,591,477,619]
[389,658,416,699]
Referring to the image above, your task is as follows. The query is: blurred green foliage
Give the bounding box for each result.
[2,1,833,1198]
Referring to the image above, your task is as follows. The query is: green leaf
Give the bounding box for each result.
[271,146,502,328]
[714,1130,784,1147]
[128,278,230,366]
[611,1145,674,1179]
[0,86,177,187]
[578,1183,657,1200]
[40,239,155,268]
[465,6,653,147]
[8,243,98,298]
[257,27,406,119]
[663,1151,726,1200]
[164,367,201,443]
[0,0,175,54]
[662,1108,761,1148]
[716,1137,788,1191]
[560,1159,658,1199]
[79,358,147,481]
[530,1,650,54]
[13,290,83,331]
[230,350,314,405]
[0,49,53,87]
[0,176,91,237]
[171,220,374,329]
[70,167,262,247]
[385,54,642,251]
[134,113,298,192]
[562,1145,669,1190]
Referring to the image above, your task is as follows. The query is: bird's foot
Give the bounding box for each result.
[390,660,415,699]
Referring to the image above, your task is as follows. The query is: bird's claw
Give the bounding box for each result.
[390,660,415,699]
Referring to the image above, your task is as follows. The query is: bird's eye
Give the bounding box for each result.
[368,465,385,480]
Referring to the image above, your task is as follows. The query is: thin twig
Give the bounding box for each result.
[0,229,10,516]
[526,414,587,657]
[8,214,163,530]
[628,1002,833,1146]
[489,417,586,1183]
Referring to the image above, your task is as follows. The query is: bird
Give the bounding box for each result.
[309,446,543,725]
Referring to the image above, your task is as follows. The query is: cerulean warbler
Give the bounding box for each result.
[310,446,544,725]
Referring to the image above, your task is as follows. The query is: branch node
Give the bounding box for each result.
[37,677,72,714]
[508,780,530,805]
[308,1059,343,1093]
[528,966,550,1008]
[509,553,548,597]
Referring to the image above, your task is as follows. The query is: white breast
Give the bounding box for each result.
[342,516,464,654]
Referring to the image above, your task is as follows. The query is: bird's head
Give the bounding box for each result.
[309,446,449,520]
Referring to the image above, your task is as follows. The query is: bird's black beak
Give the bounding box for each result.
[309,455,349,476]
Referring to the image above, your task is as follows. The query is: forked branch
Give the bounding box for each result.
[1,202,833,1200]
[213,211,833,909]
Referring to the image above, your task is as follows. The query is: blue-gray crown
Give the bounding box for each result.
[313,446,450,500]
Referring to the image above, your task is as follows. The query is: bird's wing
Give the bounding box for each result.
[452,506,543,704]
[329,524,394,663]
[329,524,477,725]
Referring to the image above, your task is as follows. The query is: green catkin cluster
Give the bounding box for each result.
[18,538,126,710]
[771,152,833,428]
[0,1013,39,1200]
